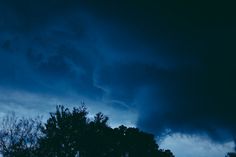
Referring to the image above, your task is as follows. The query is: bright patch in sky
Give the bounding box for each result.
[160,133,235,157]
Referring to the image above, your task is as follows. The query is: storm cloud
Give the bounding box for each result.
[0,0,236,145]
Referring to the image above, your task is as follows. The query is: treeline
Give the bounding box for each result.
[0,105,175,157]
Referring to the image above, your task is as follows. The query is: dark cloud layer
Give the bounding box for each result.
[0,0,236,143]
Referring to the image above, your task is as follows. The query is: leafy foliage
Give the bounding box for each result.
[38,105,88,157]
[0,105,175,157]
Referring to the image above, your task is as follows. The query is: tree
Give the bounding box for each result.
[38,106,114,157]
[85,112,113,157]
[158,149,175,157]
[38,105,175,157]
[0,113,42,157]
[38,105,89,157]
[113,125,166,157]
[0,105,175,157]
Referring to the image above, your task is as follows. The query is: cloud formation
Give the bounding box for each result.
[0,0,236,144]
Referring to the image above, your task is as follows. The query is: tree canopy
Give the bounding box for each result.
[0,105,174,157]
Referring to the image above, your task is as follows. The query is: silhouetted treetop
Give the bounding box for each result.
[0,105,175,157]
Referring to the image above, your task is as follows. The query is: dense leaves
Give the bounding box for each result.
[0,105,174,157]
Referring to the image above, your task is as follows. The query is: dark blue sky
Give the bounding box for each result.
[0,1,236,156]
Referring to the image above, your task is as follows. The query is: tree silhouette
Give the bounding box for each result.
[0,105,175,157]
[38,105,89,157]
[85,112,114,157]
[0,113,42,157]
[39,105,175,157]
[113,125,164,157]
